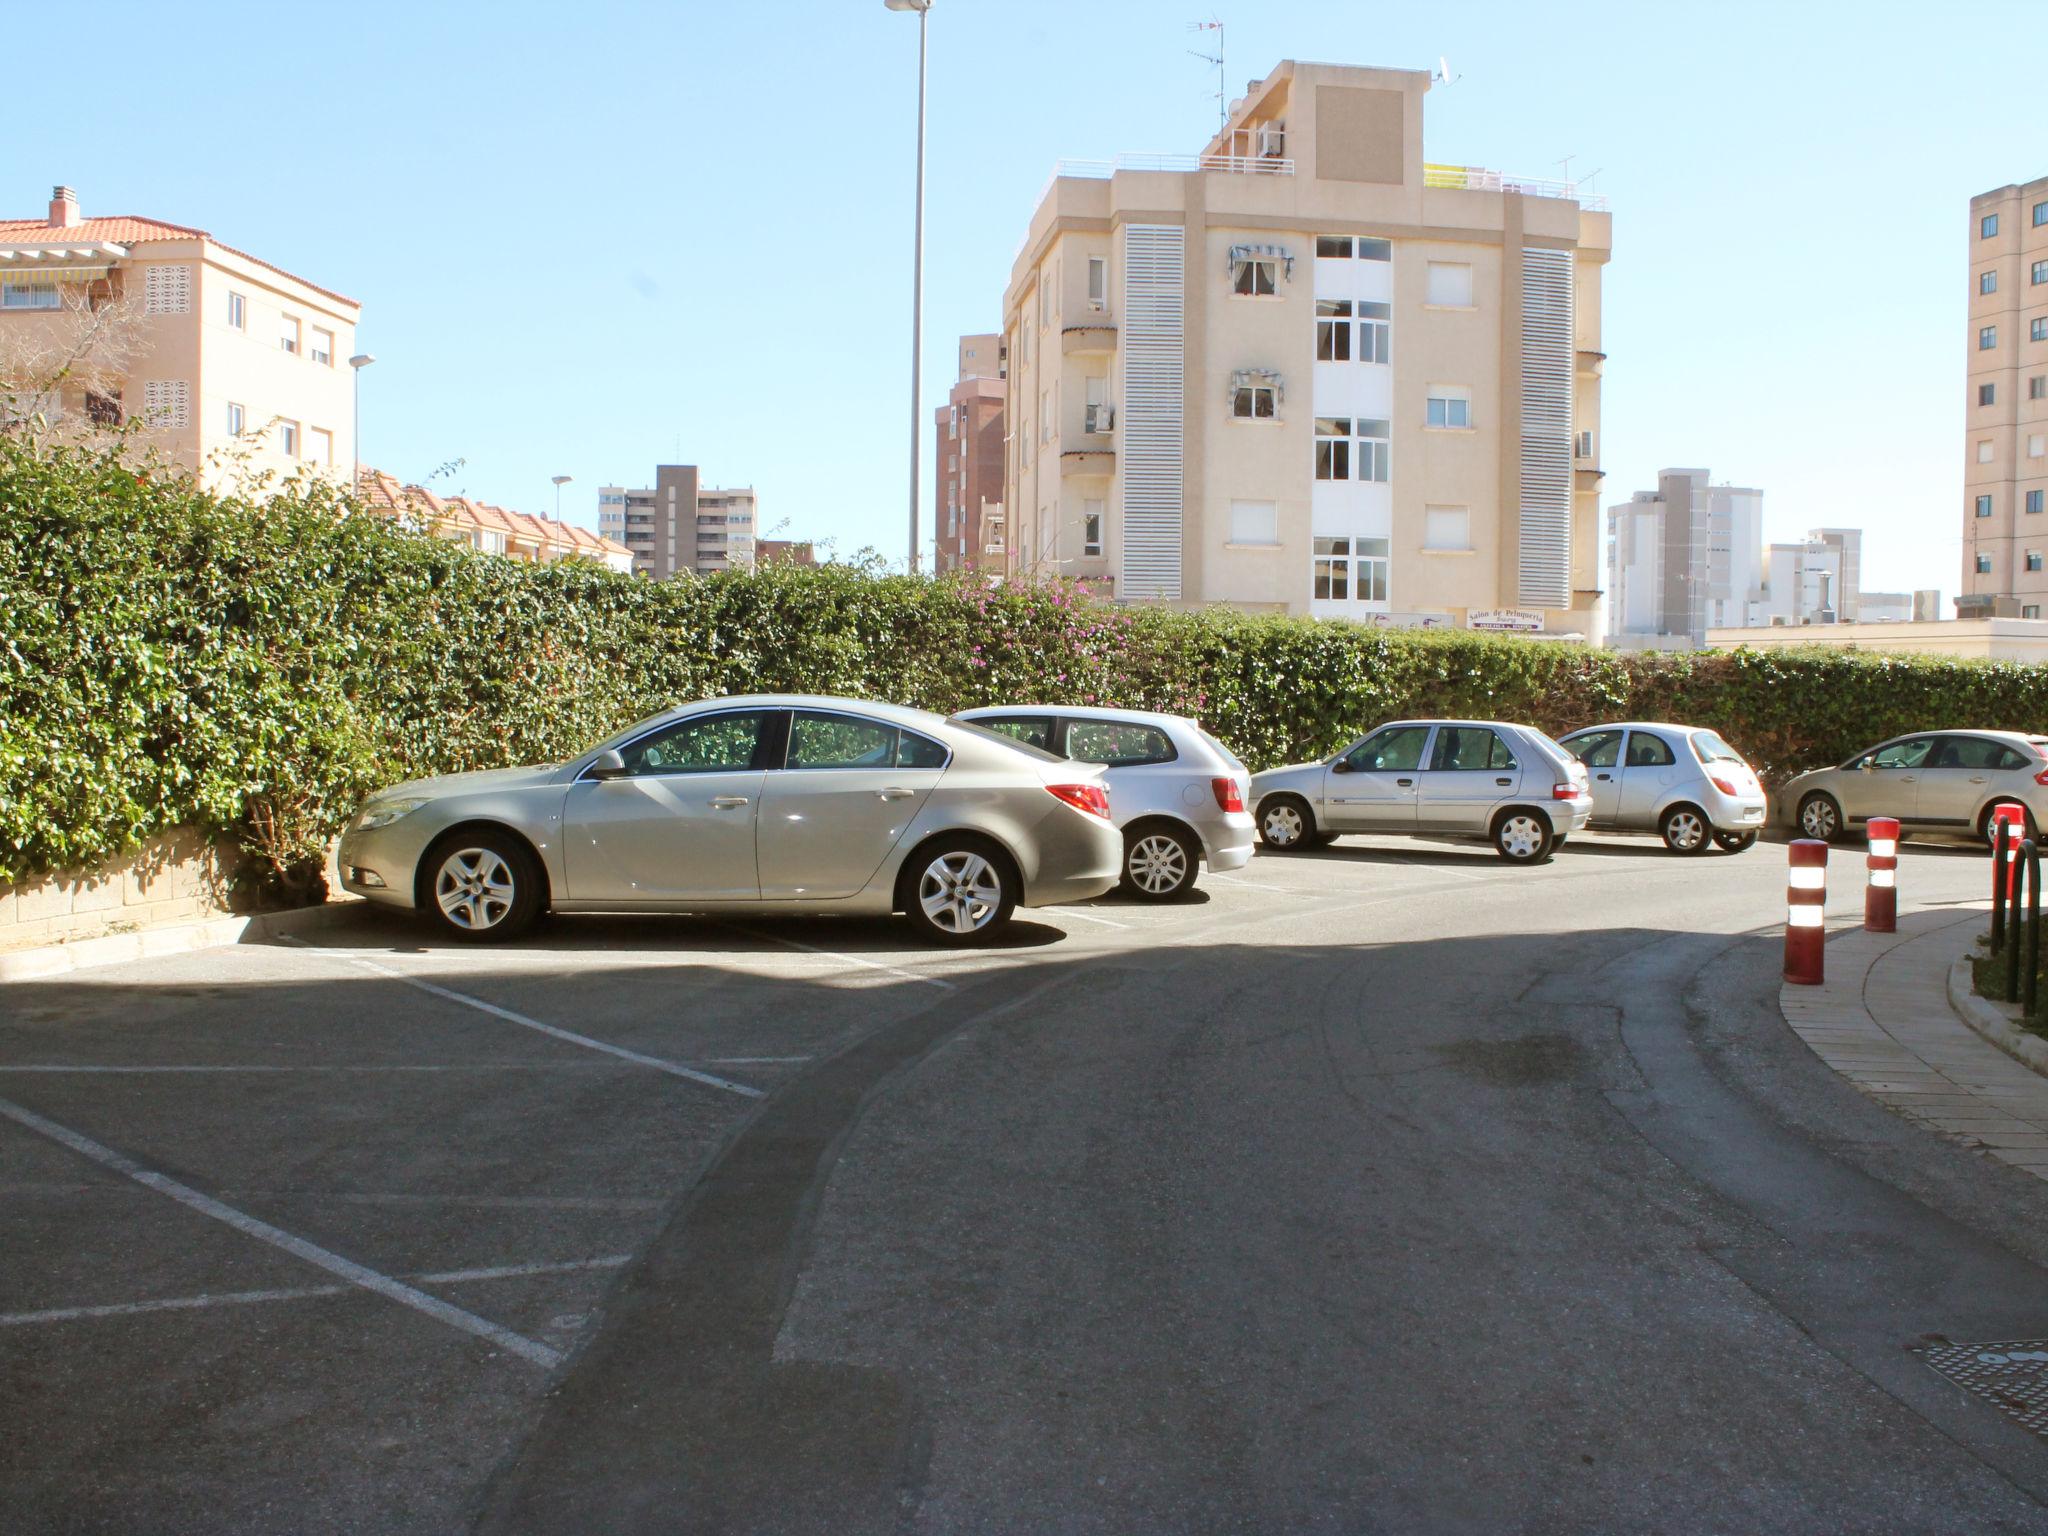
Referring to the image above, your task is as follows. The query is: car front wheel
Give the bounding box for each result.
[1797,792,1843,844]
[1258,795,1316,852]
[423,831,544,943]
[1493,811,1554,864]
[905,840,1016,945]
[1122,825,1199,901]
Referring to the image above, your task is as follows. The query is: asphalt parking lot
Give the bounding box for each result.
[5,830,2045,1534]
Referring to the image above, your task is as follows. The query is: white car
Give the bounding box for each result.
[1555,722,1769,854]
[953,706,1255,900]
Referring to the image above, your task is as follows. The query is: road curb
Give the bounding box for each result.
[1946,954,2048,1080]
[0,900,362,985]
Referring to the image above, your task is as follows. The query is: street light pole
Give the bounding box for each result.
[886,0,933,575]
[347,353,375,493]
[552,474,573,520]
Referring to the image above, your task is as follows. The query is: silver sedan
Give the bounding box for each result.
[1777,728,2048,845]
[953,705,1255,900]
[337,695,1122,944]
[1555,722,1768,854]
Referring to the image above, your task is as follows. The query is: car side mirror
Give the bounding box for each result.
[1859,761,1874,773]
[587,749,628,781]
[1330,759,1352,774]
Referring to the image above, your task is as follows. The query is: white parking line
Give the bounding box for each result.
[0,1255,631,1329]
[0,1095,564,1369]
[0,1063,627,1075]
[279,939,763,1098]
[1204,872,1320,897]
[1044,907,1132,929]
[721,926,955,990]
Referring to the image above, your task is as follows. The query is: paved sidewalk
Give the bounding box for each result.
[1780,902,2048,1180]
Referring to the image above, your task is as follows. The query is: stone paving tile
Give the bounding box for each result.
[1781,903,2048,1183]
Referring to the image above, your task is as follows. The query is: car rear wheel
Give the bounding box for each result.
[904,840,1016,945]
[423,831,544,943]
[1797,792,1843,844]
[1979,802,2040,847]
[1713,829,1759,853]
[1122,825,1199,901]
[1493,811,1554,864]
[1258,795,1316,852]
[1659,804,1711,855]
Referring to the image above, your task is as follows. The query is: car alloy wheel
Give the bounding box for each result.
[1660,806,1710,854]
[1495,813,1551,863]
[1713,830,1759,853]
[917,850,1002,936]
[435,847,517,932]
[1798,793,1841,844]
[1259,797,1311,851]
[1124,828,1196,900]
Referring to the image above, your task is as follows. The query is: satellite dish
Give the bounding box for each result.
[1433,56,1460,85]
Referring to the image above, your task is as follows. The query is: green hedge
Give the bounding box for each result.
[4,435,2046,896]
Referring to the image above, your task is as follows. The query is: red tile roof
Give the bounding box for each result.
[355,468,631,562]
[0,213,360,308]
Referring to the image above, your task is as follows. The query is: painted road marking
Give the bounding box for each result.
[0,1095,564,1369]
[0,1255,632,1329]
[0,1063,628,1075]
[721,926,955,990]
[278,939,763,1098]
[1044,907,1132,929]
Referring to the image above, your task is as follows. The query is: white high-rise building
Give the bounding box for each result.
[1606,470,1765,646]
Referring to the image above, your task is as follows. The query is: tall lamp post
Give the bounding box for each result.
[348,353,375,493]
[551,474,573,520]
[885,0,932,575]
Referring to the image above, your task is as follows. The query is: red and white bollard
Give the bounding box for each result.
[1865,816,1899,933]
[1993,803,2028,902]
[1785,839,1828,985]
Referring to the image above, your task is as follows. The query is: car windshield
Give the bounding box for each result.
[1199,729,1246,771]
[948,719,1065,763]
[1689,731,1745,765]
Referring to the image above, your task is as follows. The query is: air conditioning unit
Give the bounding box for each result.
[1085,404,1115,434]
[1256,124,1286,158]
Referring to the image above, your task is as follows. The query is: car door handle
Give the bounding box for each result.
[1595,772,1614,781]
[1900,775,1917,783]
[710,795,751,809]
[1970,776,1988,784]
[1396,778,1414,788]
[877,786,917,801]
[1495,777,1513,786]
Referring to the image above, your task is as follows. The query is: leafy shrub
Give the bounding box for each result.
[6,435,2048,894]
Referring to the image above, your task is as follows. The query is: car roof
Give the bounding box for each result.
[1560,721,1711,737]
[955,703,1195,732]
[668,693,951,729]
[1871,728,2046,746]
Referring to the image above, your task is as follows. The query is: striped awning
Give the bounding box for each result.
[0,264,112,284]
[1226,243,1294,279]
[1228,368,1284,402]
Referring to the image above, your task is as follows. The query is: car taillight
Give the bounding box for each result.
[1710,775,1741,797]
[1212,777,1245,813]
[1047,782,1111,820]
[2035,766,2048,787]
[1552,781,1581,800]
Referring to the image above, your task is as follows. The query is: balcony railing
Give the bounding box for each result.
[1052,152,1295,179]
[1424,163,1608,211]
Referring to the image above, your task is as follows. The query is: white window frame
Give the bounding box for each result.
[279,419,300,457]
[1316,298,1353,361]
[308,426,333,465]
[226,401,245,435]
[1083,499,1103,557]
[227,291,246,330]
[1426,388,1472,429]
[1232,258,1278,297]
[1312,536,1390,603]
[1229,500,1279,547]
[1,281,60,310]
[1232,384,1278,420]
[279,315,301,355]
[1087,256,1107,311]
[311,327,334,366]
[1982,270,1999,295]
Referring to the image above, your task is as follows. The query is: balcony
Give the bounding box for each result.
[1423,163,1609,212]
[1061,449,1114,479]
[1576,349,1606,378]
[1062,324,1117,355]
[1051,152,1294,179]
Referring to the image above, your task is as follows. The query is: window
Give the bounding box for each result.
[1424,506,1470,550]
[1979,553,1995,574]
[1342,724,1429,772]
[1312,536,1389,601]
[1233,258,1277,297]
[311,327,333,366]
[1,282,59,310]
[1231,384,1277,418]
[618,710,767,776]
[142,264,192,315]
[2029,606,2044,620]
[2034,377,2047,400]
[1314,417,1351,481]
[1317,235,1352,257]
[1355,417,1390,481]
[1314,234,1390,260]
[972,716,1054,751]
[2029,552,2044,573]
[1426,389,1472,429]
[2037,202,2048,227]
[1984,213,2001,238]
[2034,435,2048,458]
[1982,326,1998,350]
[308,426,333,465]
[1981,440,1997,463]
[787,711,900,770]
[279,315,300,355]
[1982,383,1997,406]
[1864,738,1935,770]
[1426,262,1473,307]
[1087,256,1106,310]
[278,419,299,457]
[1977,495,1994,517]
[1358,300,1390,363]
[1983,270,1999,295]
[1625,732,1677,768]
[1430,727,1517,772]
[2035,263,2048,287]
[1316,298,1353,361]
[1564,730,1623,769]
[225,401,245,435]
[140,379,190,429]
[1356,237,1390,261]
[2035,318,2048,341]
[2033,491,2046,514]
[227,291,246,329]
[1083,499,1103,556]
[1066,721,1175,766]
[1229,499,1278,545]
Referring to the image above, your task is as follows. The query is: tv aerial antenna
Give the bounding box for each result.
[1187,18,1226,131]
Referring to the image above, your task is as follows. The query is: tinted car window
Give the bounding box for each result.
[949,720,1064,763]
[1625,732,1676,768]
[968,715,1055,751]
[787,711,898,770]
[1199,729,1247,771]
[1344,725,1431,772]
[1430,727,1517,771]
[1564,729,1623,769]
[895,730,950,769]
[619,711,766,776]
[1067,721,1177,766]
[2000,746,2036,771]
[1932,736,2015,771]
[1689,731,1744,765]
[1867,738,1934,769]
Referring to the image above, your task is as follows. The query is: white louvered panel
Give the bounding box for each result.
[143,264,192,316]
[1516,247,1574,610]
[141,379,190,429]
[1118,224,1184,600]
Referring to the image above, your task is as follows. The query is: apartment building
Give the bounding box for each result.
[596,465,758,578]
[1607,470,1765,645]
[934,332,1007,574]
[1961,174,2048,619]
[0,185,359,487]
[357,469,633,571]
[1001,61,1611,634]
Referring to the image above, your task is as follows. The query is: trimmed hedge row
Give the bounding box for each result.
[3,436,2042,895]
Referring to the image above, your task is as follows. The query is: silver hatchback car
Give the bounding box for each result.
[952,705,1255,899]
[1776,728,2048,845]
[337,694,1123,945]
[1251,719,1592,864]
[1555,722,1768,854]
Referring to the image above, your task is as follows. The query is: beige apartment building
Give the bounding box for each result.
[0,186,360,488]
[597,465,758,578]
[934,332,1006,573]
[1960,174,2048,619]
[1002,61,1611,634]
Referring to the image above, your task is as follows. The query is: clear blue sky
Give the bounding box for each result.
[11,0,2041,599]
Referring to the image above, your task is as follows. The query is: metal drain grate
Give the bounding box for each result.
[1923,1340,2048,1436]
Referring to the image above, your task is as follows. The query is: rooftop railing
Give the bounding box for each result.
[1050,152,1296,178]
[1424,163,1608,211]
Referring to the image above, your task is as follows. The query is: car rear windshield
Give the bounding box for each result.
[947,719,1065,763]
[1199,729,1246,771]
[1689,731,1745,765]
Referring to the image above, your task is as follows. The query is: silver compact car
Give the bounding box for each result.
[1555,722,1768,854]
[1250,719,1592,864]
[952,705,1255,900]
[338,695,1122,945]
[1776,728,2048,845]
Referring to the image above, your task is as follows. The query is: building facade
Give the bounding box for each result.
[1000,61,1611,634]
[935,332,1006,574]
[1606,469,1765,645]
[357,469,632,571]
[1961,175,2048,618]
[0,186,360,489]
[597,465,758,578]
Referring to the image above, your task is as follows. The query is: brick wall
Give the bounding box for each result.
[0,829,245,952]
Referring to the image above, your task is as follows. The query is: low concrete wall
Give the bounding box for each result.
[0,828,243,953]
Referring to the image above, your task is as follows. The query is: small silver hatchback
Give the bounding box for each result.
[953,706,1255,899]
[1555,722,1768,854]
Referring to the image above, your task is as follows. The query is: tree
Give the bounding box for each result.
[0,286,150,453]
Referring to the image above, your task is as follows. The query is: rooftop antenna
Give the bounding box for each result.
[1432,55,1460,86]
[1187,18,1225,132]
